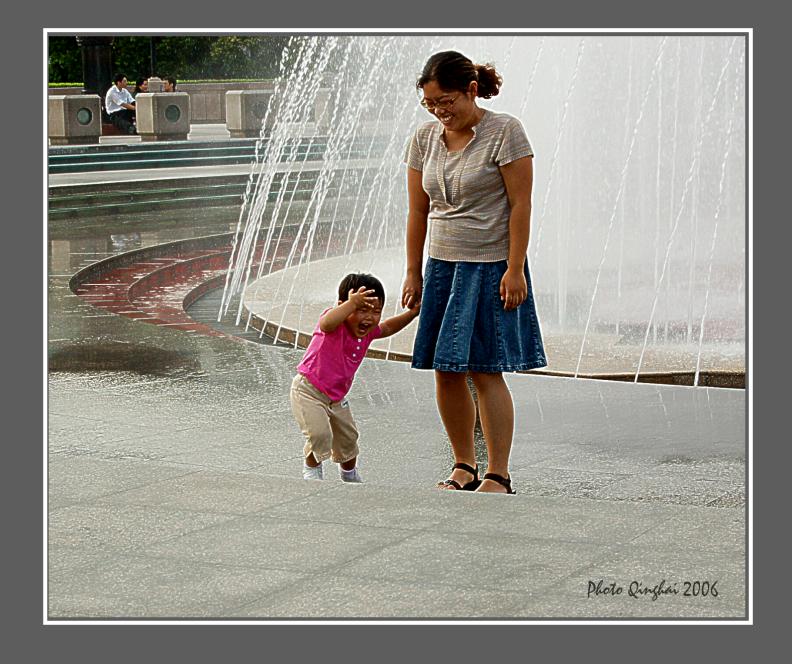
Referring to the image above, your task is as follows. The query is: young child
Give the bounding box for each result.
[290,273,420,482]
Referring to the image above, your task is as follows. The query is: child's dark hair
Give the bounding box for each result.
[338,273,385,305]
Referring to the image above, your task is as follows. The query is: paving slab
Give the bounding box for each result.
[141,511,418,574]
[94,470,330,515]
[227,574,548,619]
[48,456,199,509]
[49,555,306,619]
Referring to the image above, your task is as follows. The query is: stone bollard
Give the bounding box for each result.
[146,76,164,93]
[48,95,101,145]
[225,90,279,138]
[135,92,190,141]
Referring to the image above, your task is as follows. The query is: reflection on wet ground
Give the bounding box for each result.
[49,340,202,376]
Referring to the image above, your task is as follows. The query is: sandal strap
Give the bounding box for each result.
[437,464,478,491]
[483,472,512,490]
[453,462,478,478]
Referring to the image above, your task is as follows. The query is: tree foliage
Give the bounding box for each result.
[47,35,289,83]
[48,36,83,83]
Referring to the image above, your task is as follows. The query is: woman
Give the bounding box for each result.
[133,76,149,97]
[402,51,546,495]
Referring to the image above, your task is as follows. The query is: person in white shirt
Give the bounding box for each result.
[104,73,137,135]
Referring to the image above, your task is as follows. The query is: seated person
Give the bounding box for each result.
[105,73,136,135]
[163,76,177,92]
[133,76,149,97]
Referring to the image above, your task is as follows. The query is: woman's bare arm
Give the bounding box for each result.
[499,156,534,310]
[402,167,429,309]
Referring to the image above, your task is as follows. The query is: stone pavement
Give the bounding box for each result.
[47,465,744,619]
[48,318,746,619]
[47,153,747,621]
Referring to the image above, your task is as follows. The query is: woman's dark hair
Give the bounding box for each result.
[133,76,148,95]
[338,273,385,306]
[416,50,502,99]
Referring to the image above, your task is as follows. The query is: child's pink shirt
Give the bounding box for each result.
[297,308,382,402]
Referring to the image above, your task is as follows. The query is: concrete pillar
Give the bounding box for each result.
[135,92,190,142]
[48,95,101,145]
[225,90,278,138]
[146,76,164,93]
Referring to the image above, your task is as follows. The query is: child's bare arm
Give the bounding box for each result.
[319,287,379,332]
[378,305,420,339]
[319,300,355,333]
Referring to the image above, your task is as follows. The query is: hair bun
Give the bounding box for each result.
[475,63,503,99]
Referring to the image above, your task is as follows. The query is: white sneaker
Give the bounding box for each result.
[340,467,363,483]
[303,462,324,481]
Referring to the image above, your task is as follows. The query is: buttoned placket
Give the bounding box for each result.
[435,125,449,206]
[434,110,486,208]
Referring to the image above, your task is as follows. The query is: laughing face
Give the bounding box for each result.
[343,300,383,339]
[420,80,478,132]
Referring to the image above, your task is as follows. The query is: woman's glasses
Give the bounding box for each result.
[420,93,462,112]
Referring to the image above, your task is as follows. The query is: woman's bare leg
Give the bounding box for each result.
[469,372,514,493]
[435,370,477,488]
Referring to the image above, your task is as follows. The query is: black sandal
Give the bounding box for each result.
[437,462,481,491]
[481,472,516,494]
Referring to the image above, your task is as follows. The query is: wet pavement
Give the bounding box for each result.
[46,144,747,620]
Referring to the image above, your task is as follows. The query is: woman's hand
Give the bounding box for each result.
[500,266,527,311]
[401,271,423,310]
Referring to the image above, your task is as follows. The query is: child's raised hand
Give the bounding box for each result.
[348,287,379,311]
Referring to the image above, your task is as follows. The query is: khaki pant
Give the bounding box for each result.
[290,373,360,463]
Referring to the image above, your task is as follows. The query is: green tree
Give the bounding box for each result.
[111,36,154,83]
[48,36,82,82]
[205,36,288,78]
[153,36,214,80]
[47,35,289,84]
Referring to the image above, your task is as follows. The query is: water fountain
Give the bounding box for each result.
[221,35,746,384]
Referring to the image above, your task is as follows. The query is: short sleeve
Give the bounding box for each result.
[403,129,424,171]
[315,307,334,332]
[495,118,534,166]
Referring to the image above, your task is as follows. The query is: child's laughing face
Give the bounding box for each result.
[344,301,383,338]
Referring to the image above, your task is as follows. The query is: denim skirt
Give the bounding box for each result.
[411,257,547,373]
